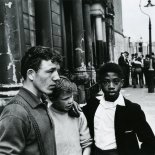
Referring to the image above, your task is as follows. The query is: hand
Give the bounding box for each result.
[72,100,82,111]
[69,101,82,117]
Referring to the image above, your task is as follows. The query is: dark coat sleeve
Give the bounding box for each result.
[134,104,155,155]
[121,99,155,155]
[0,104,30,154]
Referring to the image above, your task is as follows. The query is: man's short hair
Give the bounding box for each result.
[98,62,124,81]
[21,46,62,79]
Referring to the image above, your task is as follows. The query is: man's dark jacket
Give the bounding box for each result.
[83,95,155,155]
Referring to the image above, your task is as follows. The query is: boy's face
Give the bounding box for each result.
[32,60,60,96]
[53,91,73,112]
[100,72,124,102]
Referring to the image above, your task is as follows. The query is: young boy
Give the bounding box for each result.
[49,76,92,155]
[83,62,155,155]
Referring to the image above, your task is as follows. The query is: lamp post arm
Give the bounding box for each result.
[139,0,150,18]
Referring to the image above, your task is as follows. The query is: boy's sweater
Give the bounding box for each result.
[49,106,92,155]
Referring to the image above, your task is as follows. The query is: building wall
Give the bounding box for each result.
[0,0,63,104]
[50,0,62,51]
[113,0,123,34]
[114,33,125,63]
[113,0,126,63]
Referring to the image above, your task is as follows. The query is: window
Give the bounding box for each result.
[22,0,36,49]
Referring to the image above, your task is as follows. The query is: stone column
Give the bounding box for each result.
[83,4,96,84]
[95,15,105,66]
[72,0,88,104]
[102,18,109,62]
[106,1,115,62]
[90,3,106,67]
[107,19,114,62]
[0,0,24,101]
[72,0,86,72]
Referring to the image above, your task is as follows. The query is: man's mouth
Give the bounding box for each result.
[108,92,116,95]
[49,85,55,89]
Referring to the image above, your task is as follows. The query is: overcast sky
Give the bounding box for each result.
[122,0,155,43]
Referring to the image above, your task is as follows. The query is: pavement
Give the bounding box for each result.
[121,87,155,134]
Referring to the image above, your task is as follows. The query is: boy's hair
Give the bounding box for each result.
[98,62,124,81]
[21,46,62,79]
[50,76,77,100]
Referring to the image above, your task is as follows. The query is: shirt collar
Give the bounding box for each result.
[18,87,44,108]
[96,90,125,109]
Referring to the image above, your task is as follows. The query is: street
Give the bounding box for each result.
[121,87,155,134]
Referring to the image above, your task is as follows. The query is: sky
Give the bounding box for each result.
[122,0,155,43]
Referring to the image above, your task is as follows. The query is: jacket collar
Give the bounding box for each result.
[96,90,125,108]
[17,87,43,109]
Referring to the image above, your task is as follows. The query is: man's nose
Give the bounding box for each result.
[52,71,60,81]
[109,81,115,88]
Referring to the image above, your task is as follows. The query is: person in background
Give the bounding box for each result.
[140,54,145,85]
[0,46,62,155]
[152,52,155,70]
[118,51,130,87]
[130,53,136,86]
[83,62,155,155]
[123,51,130,87]
[131,53,139,86]
[49,76,92,155]
[132,56,143,88]
[143,54,150,87]
[118,52,124,67]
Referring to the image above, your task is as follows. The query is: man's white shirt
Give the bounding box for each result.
[94,90,125,150]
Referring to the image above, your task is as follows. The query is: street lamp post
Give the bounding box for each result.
[148,17,154,93]
[139,0,155,93]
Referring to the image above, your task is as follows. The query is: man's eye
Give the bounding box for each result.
[102,79,121,85]
[47,69,55,73]
[113,79,120,84]
[103,80,110,85]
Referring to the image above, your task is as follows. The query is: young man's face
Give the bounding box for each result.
[33,60,60,95]
[100,72,124,102]
[53,92,73,112]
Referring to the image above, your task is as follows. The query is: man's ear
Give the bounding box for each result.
[98,82,102,91]
[27,69,35,81]
[120,79,124,87]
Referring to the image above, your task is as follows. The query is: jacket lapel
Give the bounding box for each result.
[115,105,127,133]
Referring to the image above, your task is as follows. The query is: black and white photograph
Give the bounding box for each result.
[0,0,155,155]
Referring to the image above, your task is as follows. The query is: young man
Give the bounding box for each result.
[49,76,92,155]
[0,46,62,155]
[83,62,155,155]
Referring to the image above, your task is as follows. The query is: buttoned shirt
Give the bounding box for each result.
[94,90,125,150]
